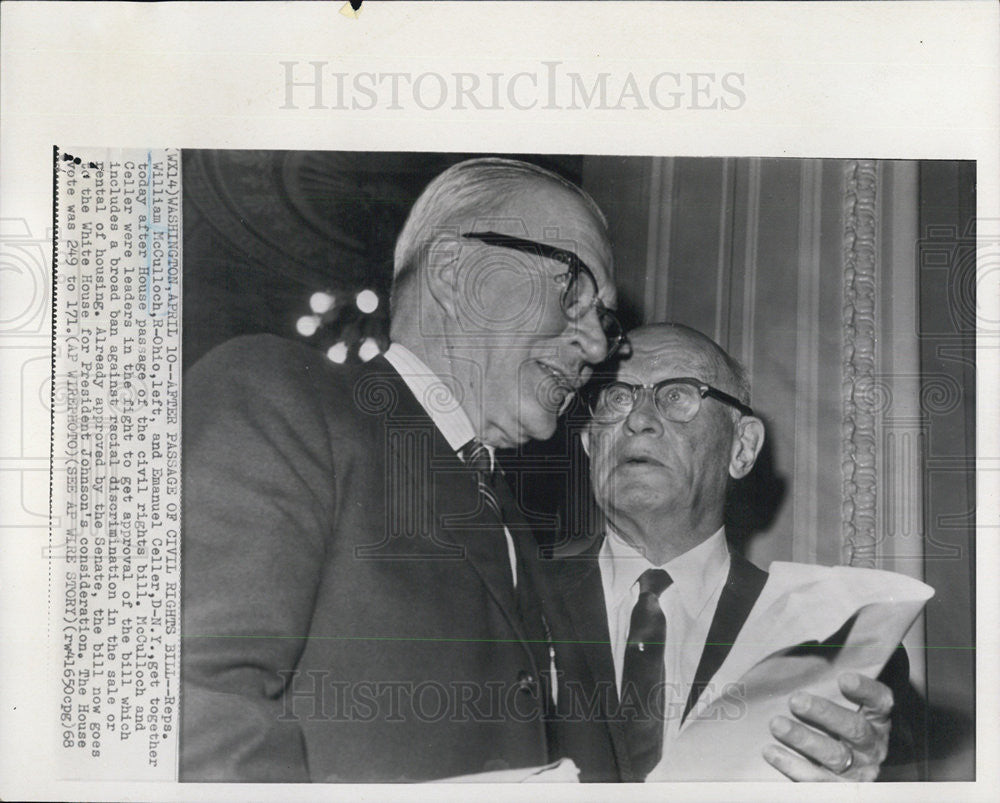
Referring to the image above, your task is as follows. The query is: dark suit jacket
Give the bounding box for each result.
[180,335,551,782]
[540,544,922,782]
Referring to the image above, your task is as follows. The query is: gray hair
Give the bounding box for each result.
[391,157,608,305]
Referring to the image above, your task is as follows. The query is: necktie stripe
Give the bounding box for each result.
[460,439,504,520]
[458,438,518,591]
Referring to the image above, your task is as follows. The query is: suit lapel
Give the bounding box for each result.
[682,552,768,723]
[549,554,634,780]
[493,474,549,654]
[370,359,528,647]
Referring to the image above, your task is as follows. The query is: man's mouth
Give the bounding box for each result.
[535,360,578,412]
[536,360,577,391]
[618,455,665,468]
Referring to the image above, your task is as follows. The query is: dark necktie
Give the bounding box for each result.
[621,567,672,781]
[458,438,503,522]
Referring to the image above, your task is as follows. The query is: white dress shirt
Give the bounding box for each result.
[598,526,730,744]
[382,343,518,587]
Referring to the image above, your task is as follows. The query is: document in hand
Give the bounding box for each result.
[647,562,934,781]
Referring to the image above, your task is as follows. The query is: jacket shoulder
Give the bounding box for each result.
[189,334,358,385]
[190,334,389,407]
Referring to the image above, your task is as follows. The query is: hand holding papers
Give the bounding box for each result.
[765,667,896,781]
[647,562,934,782]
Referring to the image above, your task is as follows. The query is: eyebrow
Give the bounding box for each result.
[461,230,613,300]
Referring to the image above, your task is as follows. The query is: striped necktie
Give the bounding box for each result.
[458,438,503,521]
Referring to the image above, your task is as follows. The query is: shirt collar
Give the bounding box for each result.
[382,342,479,456]
[599,526,730,620]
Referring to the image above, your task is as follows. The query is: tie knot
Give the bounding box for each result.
[638,568,672,598]
[459,439,494,476]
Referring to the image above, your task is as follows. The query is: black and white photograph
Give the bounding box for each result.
[0,2,996,801]
[178,151,974,782]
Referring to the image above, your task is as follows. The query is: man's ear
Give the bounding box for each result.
[729,416,764,479]
[580,426,591,458]
[423,233,462,320]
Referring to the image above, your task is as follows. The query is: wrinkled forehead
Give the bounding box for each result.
[490,182,615,300]
[615,334,718,386]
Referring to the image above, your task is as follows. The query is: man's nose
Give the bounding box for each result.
[565,311,609,366]
[624,390,663,436]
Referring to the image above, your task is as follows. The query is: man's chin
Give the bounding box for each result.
[602,474,668,511]
[484,414,556,448]
[517,409,559,445]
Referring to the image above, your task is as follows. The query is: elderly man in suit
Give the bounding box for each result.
[544,323,916,782]
[180,158,623,781]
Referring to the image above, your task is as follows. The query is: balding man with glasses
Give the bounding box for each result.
[542,323,920,782]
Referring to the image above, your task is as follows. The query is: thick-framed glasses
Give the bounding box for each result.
[586,377,754,423]
[461,231,624,359]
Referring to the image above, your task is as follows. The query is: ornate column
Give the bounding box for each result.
[842,161,880,568]
[842,159,927,691]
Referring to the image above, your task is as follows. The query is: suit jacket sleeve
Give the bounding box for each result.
[878,645,927,781]
[180,336,339,781]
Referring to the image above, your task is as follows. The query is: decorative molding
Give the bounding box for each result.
[792,161,823,563]
[841,161,879,567]
[714,158,735,347]
[644,157,674,323]
[739,159,762,381]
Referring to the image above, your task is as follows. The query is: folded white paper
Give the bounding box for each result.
[436,757,580,783]
[647,562,934,782]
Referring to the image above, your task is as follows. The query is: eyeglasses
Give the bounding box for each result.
[586,377,754,423]
[461,231,624,359]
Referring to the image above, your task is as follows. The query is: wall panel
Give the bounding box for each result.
[582,154,974,779]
